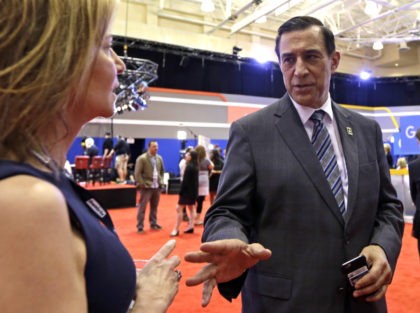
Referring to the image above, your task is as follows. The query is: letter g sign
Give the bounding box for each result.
[406,125,416,139]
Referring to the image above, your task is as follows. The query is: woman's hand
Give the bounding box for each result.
[132,240,181,313]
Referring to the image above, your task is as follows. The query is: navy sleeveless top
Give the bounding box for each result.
[0,160,136,313]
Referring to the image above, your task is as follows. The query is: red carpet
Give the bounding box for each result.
[108,193,420,313]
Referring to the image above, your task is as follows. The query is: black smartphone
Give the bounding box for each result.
[341,255,369,287]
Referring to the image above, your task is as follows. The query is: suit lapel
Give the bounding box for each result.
[273,96,345,226]
[333,104,359,223]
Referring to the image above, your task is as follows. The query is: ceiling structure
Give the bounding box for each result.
[114,0,420,76]
[155,0,420,57]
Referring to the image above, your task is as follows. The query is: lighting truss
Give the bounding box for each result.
[114,57,158,114]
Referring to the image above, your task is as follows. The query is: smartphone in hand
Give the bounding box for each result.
[341,255,369,287]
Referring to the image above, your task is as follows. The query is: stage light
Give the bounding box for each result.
[177,130,187,140]
[359,70,371,80]
[232,46,242,57]
[251,45,272,64]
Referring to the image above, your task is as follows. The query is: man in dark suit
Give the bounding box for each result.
[185,16,404,313]
[408,128,420,255]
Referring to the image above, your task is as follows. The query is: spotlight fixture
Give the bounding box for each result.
[177,130,187,140]
[232,46,242,57]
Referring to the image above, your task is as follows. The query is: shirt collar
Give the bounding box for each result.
[290,93,334,125]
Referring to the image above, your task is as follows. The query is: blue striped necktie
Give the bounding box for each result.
[310,110,346,215]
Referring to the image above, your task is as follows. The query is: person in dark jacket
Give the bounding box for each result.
[408,128,420,255]
[170,150,199,236]
[185,16,403,313]
[209,148,224,204]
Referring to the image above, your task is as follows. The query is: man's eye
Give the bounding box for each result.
[282,58,294,64]
[306,54,320,61]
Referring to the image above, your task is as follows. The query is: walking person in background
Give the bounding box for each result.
[114,135,130,183]
[408,128,420,255]
[179,146,193,221]
[194,145,213,226]
[134,141,165,233]
[209,148,224,205]
[384,143,393,169]
[102,131,114,159]
[0,1,181,312]
[185,16,403,313]
[170,150,199,236]
[101,131,114,183]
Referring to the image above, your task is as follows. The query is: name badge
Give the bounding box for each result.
[86,198,107,218]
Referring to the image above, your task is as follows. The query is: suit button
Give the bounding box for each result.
[345,240,350,245]
[337,287,345,293]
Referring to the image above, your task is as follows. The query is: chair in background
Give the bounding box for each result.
[101,156,113,184]
[74,155,90,183]
[89,155,103,185]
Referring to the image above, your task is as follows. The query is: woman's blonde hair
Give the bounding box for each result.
[195,145,207,163]
[0,0,116,161]
[397,157,407,169]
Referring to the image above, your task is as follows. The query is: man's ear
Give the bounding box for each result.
[331,51,340,73]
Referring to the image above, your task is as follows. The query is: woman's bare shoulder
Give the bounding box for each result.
[0,174,71,229]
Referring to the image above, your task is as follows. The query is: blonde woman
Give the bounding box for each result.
[0,1,180,312]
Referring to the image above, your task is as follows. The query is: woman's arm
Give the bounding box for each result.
[0,175,87,313]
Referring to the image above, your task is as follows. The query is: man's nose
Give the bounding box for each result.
[294,58,308,77]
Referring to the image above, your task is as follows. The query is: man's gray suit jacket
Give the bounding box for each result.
[202,94,404,313]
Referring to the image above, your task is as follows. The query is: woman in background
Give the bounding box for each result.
[195,145,213,225]
[384,143,394,169]
[0,1,180,312]
[170,150,199,236]
[209,148,224,205]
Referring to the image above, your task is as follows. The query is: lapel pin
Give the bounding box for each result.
[346,127,353,136]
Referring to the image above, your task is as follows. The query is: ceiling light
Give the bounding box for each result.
[372,40,383,50]
[399,41,410,52]
[255,15,267,23]
[364,1,381,18]
[201,0,215,13]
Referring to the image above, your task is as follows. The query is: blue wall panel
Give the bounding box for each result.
[67,137,228,178]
